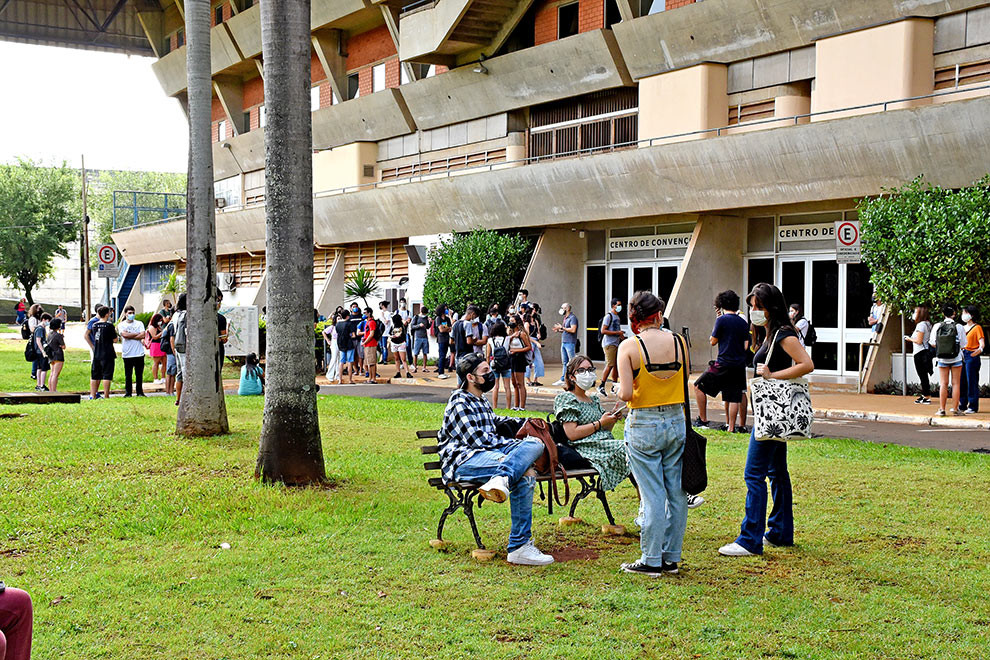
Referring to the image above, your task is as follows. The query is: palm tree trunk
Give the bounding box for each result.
[255,0,327,485]
[177,0,229,437]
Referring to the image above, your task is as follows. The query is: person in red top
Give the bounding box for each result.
[362,307,379,383]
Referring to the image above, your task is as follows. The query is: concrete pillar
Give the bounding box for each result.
[312,29,348,108]
[315,249,346,317]
[638,63,728,145]
[214,77,247,135]
[522,227,586,369]
[666,215,745,370]
[812,18,934,120]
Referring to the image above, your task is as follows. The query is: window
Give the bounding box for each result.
[142,263,175,294]
[401,63,431,84]
[332,89,340,105]
[373,63,386,92]
[311,86,321,111]
[214,4,223,25]
[243,0,253,7]
[259,105,266,127]
[642,0,664,14]
[214,175,242,208]
[557,3,579,39]
[606,0,622,28]
[176,29,185,47]
[242,111,250,130]
[218,120,227,141]
[347,73,360,100]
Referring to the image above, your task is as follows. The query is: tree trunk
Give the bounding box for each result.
[255,0,326,485]
[177,0,229,437]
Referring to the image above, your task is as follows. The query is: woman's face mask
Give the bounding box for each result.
[574,370,597,391]
[750,309,768,326]
[962,312,972,323]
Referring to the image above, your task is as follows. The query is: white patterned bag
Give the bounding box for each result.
[749,330,813,441]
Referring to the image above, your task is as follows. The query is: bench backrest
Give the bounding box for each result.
[418,429,444,487]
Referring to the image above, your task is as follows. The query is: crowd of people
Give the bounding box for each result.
[438,283,816,570]
[906,303,984,415]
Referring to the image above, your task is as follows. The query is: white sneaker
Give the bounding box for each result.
[552,379,565,386]
[718,542,757,557]
[687,494,705,509]
[478,475,509,504]
[507,541,554,566]
[437,374,449,380]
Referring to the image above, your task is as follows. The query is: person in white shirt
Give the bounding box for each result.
[118,305,148,397]
[905,305,934,405]
[929,304,968,416]
[868,298,886,335]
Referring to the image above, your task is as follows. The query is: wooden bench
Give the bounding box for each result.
[419,429,625,559]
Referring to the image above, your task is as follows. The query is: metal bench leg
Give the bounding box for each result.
[463,490,485,550]
[436,487,461,541]
[596,479,618,527]
[568,476,595,519]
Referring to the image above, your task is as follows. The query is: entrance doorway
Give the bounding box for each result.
[608,261,679,329]
[777,257,873,375]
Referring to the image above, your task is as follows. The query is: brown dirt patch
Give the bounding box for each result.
[550,545,599,562]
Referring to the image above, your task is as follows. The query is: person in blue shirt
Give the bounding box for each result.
[238,352,265,395]
[693,290,751,433]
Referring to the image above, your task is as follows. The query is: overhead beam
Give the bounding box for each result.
[312,29,347,104]
[615,0,639,22]
[173,0,185,21]
[254,58,264,78]
[137,9,167,58]
[379,4,420,84]
[457,0,537,66]
[214,76,247,135]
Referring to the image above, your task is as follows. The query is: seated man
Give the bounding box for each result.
[438,353,553,566]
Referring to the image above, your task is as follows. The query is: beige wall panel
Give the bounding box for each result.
[313,142,379,192]
[214,129,266,180]
[639,63,728,144]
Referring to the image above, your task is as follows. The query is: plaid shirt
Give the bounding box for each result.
[438,388,516,483]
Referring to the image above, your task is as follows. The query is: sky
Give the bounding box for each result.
[0,41,188,173]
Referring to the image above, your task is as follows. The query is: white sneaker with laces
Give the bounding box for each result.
[478,475,509,503]
[687,494,705,509]
[718,542,757,557]
[507,541,554,566]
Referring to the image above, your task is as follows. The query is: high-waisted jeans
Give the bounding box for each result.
[736,431,793,554]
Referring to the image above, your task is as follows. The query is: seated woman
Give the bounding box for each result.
[238,352,265,396]
[553,354,629,492]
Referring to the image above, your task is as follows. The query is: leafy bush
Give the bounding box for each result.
[423,230,533,315]
[135,312,154,327]
[858,176,990,314]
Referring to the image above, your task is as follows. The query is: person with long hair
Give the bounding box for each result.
[615,291,689,576]
[46,318,66,392]
[524,304,546,387]
[905,305,934,404]
[485,321,513,410]
[719,283,814,557]
[789,303,810,347]
[930,304,967,416]
[238,352,265,395]
[506,313,532,411]
[434,303,452,380]
[147,313,167,384]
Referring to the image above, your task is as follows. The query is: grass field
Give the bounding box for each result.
[0,344,988,658]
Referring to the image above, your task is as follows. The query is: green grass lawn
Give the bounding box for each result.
[1,353,988,657]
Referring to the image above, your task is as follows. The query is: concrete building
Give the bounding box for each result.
[97,0,990,385]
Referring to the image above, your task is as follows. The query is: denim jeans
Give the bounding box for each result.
[454,438,544,552]
[959,349,981,412]
[437,340,449,376]
[624,404,688,565]
[736,431,793,554]
[560,342,577,379]
[526,342,545,379]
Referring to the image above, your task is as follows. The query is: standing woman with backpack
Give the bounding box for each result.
[958,306,985,414]
[506,313,532,411]
[26,304,43,379]
[789,304,812,349]
[905,305,934,405]
[485,321,513,409]
[929,305,968,416]
[524,305,546,387]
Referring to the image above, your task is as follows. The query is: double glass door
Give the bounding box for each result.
[608,261,679,328]
[777,257,873,375]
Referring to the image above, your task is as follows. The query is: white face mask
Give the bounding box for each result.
[962,312,972,323]
[575,371,597,390]
[126,313,135,321]
[750,310,768,326]
[615,305,622,314]
[912,311,919,322]
[559,308,566,316]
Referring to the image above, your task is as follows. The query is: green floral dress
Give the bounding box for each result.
[553,391,630,491]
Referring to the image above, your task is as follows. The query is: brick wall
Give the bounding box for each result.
[385,58,401,89]
[211,97,226,122]
[665,0,696,9]
[579,0,604,32]
[311,52,326,85]
[358,67,373,97]
[319,80,333,107]
[534,0,557,45]
[243,76,264,108]
[534,0,605,45]
[346,25,396,71]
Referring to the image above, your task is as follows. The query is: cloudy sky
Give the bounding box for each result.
[0,41,188,173]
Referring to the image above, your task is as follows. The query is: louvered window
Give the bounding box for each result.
[529,88,638,160]
[934,60,990,90]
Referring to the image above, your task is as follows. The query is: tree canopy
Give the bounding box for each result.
[0,159,81,304]
[858,176,990,314]
[423,230,533,315]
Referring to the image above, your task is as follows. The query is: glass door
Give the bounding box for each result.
[607,262,680,336]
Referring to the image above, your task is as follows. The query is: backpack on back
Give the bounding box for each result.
[159,322,174,355]
[20,320,31,340]
[172,312,188,353]
[804,320,818,346]
[934,322,960,359]
[596,313,614,344]
[491,338,511,372]
[372,319,384,341]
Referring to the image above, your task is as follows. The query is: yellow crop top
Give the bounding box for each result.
[629,332,686,409]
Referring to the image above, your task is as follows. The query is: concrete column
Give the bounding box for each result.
[666,215,745,370]
[316,249,346,317]
[638,63,728,145]
[312,29,348,108]
[214,77,247,135]
[522,227,587,370]
[812,18,934,120]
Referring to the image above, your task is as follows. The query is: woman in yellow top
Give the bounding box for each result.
[615,291,690,577]
[959,306,985,414]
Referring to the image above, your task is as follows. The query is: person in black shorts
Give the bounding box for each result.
[87,305,118,400]
[694,290,751,433]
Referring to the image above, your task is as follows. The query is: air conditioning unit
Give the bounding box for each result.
[215,196,227,209]
[217,272,235,291]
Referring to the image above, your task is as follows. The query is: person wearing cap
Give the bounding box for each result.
[437,353,554,566]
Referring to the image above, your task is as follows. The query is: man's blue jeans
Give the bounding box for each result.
[625,405,688,565]
[959,349,981,412]
[560,342,577,379]
[736,431,793,554]
[454,438,544,552]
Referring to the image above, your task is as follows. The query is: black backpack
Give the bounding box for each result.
[546,414,592,470]
[20,320,31,339]
[491,338,511,372]
[159,322,174,355]
[935,321,960,359]
[539,321,548,341]
[597,312,614,344]
[372,319,385,341]
[803,320,817,346]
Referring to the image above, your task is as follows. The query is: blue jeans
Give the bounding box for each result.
[526,343,545,379]
[560,341,577,379]
[736,431,793,554]
[959,349,981,412]
[437,340,449,376]
[454,438,544,552]
[624,405,688,565]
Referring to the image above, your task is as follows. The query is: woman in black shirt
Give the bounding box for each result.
[434,304,452,379]
[719,283,814,558]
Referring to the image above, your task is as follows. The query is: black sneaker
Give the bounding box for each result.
[692,417,709,428]
[660,561,679,574]
[734,425,750,434]
[598,386,607,397]
[620,561,664,577]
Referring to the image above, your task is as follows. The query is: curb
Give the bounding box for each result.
[817,408,990,430]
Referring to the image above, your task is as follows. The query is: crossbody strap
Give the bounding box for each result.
[761,329,782,378]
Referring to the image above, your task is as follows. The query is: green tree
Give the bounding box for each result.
[89,169,185,245]
[344,267,380,309]
[858,175,990,314]
[0,159,81,305]
[423,230,533,314]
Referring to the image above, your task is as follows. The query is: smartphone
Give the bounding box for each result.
[611,403,628,414]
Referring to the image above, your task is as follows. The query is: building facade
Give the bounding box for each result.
[111,0,990,385]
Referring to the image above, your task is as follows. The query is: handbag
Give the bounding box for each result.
[749,330,813,441]
[515,417,570,510]
[677,335,708,495]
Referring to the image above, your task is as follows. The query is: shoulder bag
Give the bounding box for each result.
[677,334,708,495]
[748,330,813,441]
[515,417,570,511]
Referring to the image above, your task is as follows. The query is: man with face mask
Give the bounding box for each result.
[552,303,579,386]
[438,353,554,566]
[118,304,148,397]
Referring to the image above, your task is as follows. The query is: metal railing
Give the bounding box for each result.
[112,190,187,231]
[110,82,990,233]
